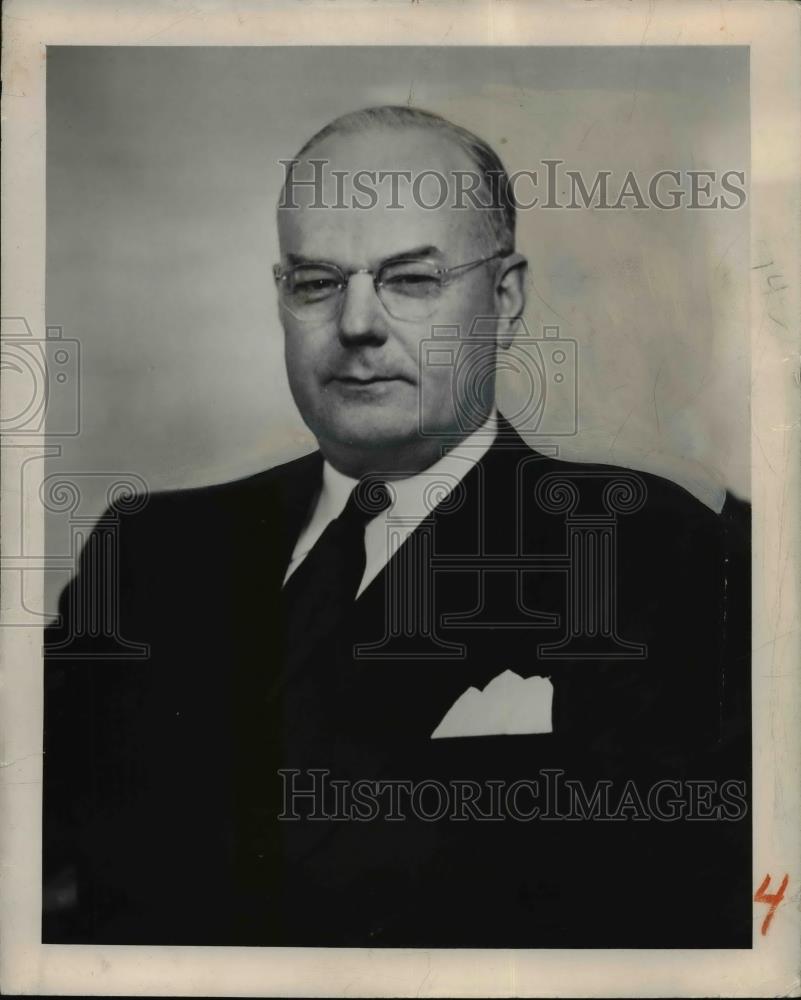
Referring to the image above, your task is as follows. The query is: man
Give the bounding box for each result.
[43,106,750,948]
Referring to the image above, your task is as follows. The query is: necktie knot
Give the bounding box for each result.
[281,476,391,675]
[341,477,392,527]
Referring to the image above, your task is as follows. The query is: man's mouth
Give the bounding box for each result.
[329,374,409,386]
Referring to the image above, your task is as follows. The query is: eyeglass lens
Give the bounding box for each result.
[279,261,446,321]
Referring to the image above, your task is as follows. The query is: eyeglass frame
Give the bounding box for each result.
[272,249,514,322]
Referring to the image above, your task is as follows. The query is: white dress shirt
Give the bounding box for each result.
[283,410,499,598]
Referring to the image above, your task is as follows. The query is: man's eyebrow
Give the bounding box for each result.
[284,246,443,267]
[379,245,443,265]
[285,251,321,266]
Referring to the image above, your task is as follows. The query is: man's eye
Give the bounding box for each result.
[292,276,340,297]
[382,272,441,297]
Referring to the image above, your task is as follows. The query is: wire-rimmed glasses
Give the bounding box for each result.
[273,251,511,322]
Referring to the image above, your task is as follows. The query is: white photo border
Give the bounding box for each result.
[2,0,799,996]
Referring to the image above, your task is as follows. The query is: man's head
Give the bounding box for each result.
[275,106,527,478]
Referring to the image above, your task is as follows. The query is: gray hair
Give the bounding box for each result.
[283,105,517,253]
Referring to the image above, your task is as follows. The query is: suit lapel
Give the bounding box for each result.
[353,415,550,609]
[274,451,324,573]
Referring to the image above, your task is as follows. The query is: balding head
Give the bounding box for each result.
[279,105,517,255]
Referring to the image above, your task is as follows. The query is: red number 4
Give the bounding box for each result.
[754,873,789,936]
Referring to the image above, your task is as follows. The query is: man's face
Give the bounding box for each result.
[276,128,519,475]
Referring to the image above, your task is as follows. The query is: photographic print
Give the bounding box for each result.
[2,2,799,996]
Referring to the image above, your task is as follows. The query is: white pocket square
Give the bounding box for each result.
[431,670,554,739]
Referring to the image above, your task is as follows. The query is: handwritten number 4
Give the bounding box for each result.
[754,874,789,936]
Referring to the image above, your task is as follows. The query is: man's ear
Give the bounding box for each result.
[494,253,528,349]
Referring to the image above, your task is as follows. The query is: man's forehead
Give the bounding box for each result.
[277,126,491,261]
[278,200,472,268]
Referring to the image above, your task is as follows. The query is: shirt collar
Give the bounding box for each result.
[319,408,499,521]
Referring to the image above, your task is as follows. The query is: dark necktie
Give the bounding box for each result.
[281,477,391,676]
[274,479,392,898]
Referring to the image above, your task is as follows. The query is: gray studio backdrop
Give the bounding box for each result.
[44,45,749,616]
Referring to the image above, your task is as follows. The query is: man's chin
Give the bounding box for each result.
[325,418,420,451]
[314,410,469,477]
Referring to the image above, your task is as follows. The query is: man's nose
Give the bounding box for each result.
[337,272,389,344]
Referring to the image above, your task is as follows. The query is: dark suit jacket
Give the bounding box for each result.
[43,417,751,947]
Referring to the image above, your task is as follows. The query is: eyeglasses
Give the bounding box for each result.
[273,251,511,323]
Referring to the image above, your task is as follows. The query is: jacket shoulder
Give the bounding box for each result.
[106,449,322,530]
[505,442,727,525]
[137,449,320,507]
